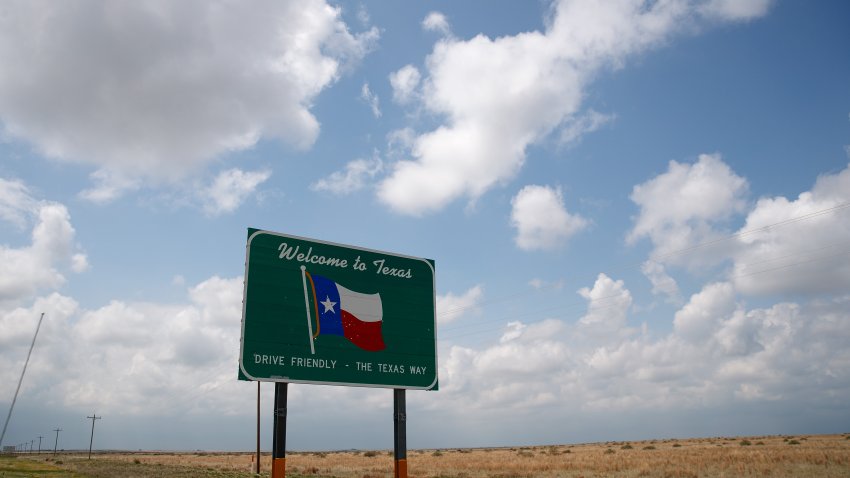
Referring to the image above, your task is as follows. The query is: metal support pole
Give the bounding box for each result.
[256,381,261,474]
[0,313,44,449]
[272,382,288,478]
[393,389,407,478]
[87,413,101,459]
[38,436,42,454]
[53,428,61,456]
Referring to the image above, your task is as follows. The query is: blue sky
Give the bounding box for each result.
[1,0,849,452]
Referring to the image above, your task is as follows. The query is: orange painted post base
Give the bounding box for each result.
[272,457,286,477]
[394,458,407,478]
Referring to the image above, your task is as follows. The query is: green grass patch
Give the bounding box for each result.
[0,455,84,477]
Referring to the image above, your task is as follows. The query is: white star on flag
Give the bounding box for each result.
[320,296,337,313]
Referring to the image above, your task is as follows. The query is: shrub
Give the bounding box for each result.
[133,458,141,464]
[788,440,801,445]
[363,451,378,458]
[432,450,443,457]
[739,440,752,446]
[643,446,656,450]
[621,444,633,450]
[672,443,682,448]
[604,448,615,454]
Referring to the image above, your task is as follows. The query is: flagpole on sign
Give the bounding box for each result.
[299,266,316,355]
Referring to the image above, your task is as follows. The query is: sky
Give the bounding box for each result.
[1,0,850,452]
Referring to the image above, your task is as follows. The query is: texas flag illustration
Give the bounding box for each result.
[305,271,386,351]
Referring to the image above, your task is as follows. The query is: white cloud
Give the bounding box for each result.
[673,282,737,342]
[731,163,850,295]
[389,65,421,105]
[310,153,383,195]
[0,276,247,415]
[386,128,416,159]
[377,1,771,215]
[0,294,79,388]
[628,155,850,297]
[422,12,451,36]
[360,83,381,118]
[641,260,682,304]
[628,154,748,268]
[78,169,141,204]
[0,178,37,227]
[0,0,378,197]
[577,273,633,337]
[510,185,587,251]
[431,275,850,419]
[3,271,849,441]
[528,278,564,290]
[437,285,483,324]
[200,168,271,216]
[70,253,90,273]
[700,0,773,21]
[560,110,616,145]
[0,181,88,303]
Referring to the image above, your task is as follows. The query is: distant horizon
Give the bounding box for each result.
[5,431,847,455]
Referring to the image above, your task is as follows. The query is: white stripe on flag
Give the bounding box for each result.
[337,284,383,323]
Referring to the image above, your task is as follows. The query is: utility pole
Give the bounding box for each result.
[87,413,101,459]
[0,313,45,449]
[53,428,61,456]
[38,435,43,453]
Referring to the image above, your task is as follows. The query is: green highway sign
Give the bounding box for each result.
[239,229,438,390]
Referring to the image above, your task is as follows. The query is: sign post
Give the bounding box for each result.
[240,229,437,478]
[393,389,407,478]
[272,383,287,477]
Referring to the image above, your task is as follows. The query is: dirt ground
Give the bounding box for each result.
[8,433,850,477]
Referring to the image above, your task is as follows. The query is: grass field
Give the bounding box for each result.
[4,433,849,477]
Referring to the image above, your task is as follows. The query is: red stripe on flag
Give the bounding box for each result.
[341,310,386,351]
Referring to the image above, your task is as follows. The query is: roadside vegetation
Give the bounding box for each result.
[4,433,848,477]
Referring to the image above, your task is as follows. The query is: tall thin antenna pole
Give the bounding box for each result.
[53,428,61,456]
[87,413,101,459]
[38,435,43,454]
[0,313,45,448]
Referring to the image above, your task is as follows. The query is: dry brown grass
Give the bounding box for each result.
[39,433,850,477]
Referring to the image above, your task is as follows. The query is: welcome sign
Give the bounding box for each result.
[240,229,438,390]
